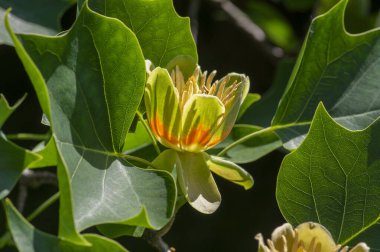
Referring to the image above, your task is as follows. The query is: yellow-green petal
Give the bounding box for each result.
[349,243,370,252]
[296,222,337,252]
[176,151,221,214]
[145,67,181,150]
[181,94,225,152]
[209,74,250,146]
[205,154,253,190]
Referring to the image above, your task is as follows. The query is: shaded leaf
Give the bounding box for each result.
[272,0,380,149]
[0,95,40,199]
[276,103,380,244]
[97,224,144,238]
[0,137,40,200]
[0,94,26,127]
[318,0,379,34]
[210,125,282,164]
[6,2,176,240]
[4,199,129,252]
[0,0,75,46]
[29,137,58,168]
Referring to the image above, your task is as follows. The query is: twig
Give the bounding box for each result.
[27,192,60,221]
[189,0,201,43]
[208,0,284,62]
[143,217,176,252]
[6,133,50,141]
[17,170,57,212]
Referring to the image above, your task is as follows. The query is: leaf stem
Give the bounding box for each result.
[6,133,50,141]
[217,122,310,157]
[27,192,60,222]
[121,154,158,169]
[136,111,161,155]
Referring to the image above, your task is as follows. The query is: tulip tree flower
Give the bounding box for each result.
[144,58,253,214]
[256,222,370,252]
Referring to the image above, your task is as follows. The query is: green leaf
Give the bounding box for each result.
[122,121,152,153]
[276,103,380,244]
[176,151,221,214]
[150,149,177,175]
[97,224,144,238]
[0,94,26,127]
[6,2,176,239]
[0,95,40,199]
[318,0,378,34]
[4,199,129,252]
[272,0,380,149]
[29,137,58,168]
[211,125,282,164]
[0,137,40,200]
[83,0,198,67]
[0,0,75,46]
[205,154,253,190]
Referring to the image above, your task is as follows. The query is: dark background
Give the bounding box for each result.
[0,0,379,251]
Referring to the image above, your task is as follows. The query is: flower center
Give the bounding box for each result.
[169,66,241,111]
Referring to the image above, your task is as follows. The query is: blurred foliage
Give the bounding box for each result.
[246,1,298,52]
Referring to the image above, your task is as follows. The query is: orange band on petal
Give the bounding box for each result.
[182,125,213,149]
[150,116,180,146]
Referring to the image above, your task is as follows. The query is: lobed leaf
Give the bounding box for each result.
[6,2,176,242]
[4,199,129,252]
[277,103,380,244]
[81,0,198,67]
[272,0,380,149]
[0,95,40,199]
[0,0,75,46]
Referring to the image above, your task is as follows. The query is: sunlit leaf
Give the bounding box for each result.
[81,0,198,67]
[277,103,380,244]
[272,0,380,149]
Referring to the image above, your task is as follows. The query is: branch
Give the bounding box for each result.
[208,0,284,62]
[143,217,176,252]
[17,170,57,212]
